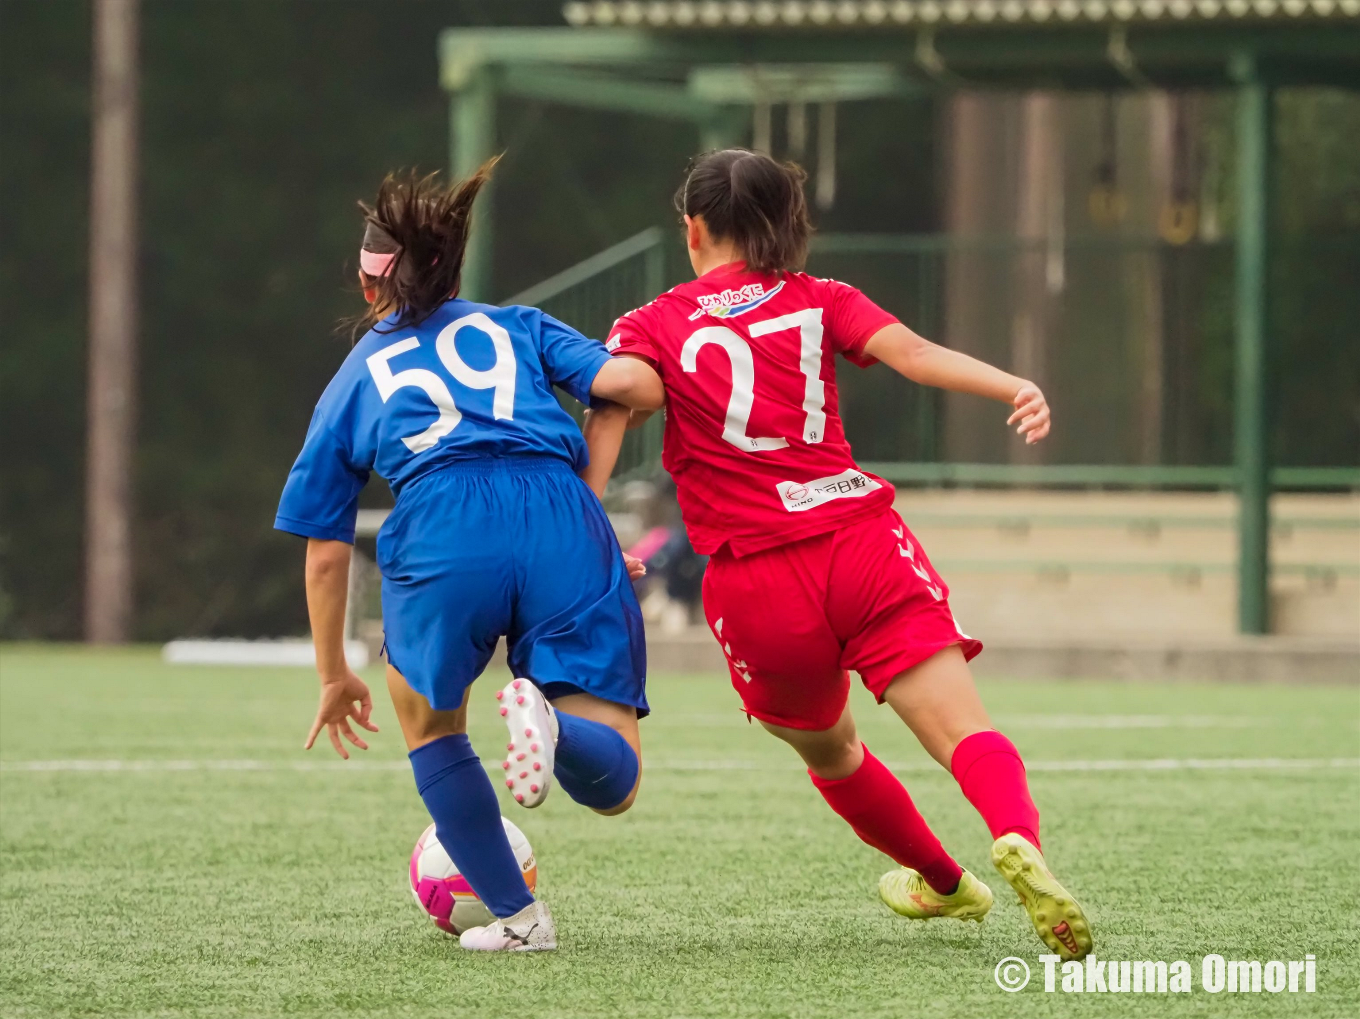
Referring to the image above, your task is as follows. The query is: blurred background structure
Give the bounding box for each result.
[1,1,1356,666]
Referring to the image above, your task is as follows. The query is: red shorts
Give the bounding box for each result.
[701,508,982,731]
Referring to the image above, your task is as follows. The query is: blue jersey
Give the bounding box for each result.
[275,298,611,543]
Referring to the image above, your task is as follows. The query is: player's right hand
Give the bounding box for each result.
[305,672,379,760]
[1007,383,1051,444]
[624,553,647,581]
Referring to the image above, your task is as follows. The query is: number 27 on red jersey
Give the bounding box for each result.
[679,306,828,453]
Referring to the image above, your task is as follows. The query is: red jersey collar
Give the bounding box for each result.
[697,260,750,281]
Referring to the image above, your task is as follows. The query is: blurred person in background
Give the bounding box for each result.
[617,479,708,633]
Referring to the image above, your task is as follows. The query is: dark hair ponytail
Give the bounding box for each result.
[349,157,499,336]
[675,148,811,274]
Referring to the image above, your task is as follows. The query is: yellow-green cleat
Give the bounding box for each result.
[990,833,1093,960]
[878,867,993,922]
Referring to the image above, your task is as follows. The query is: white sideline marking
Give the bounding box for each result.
[0,759,411,773]
[161,639,369,669]
[635,714,1349,731]
[993,714,1271,729]
[649,757,1360,773]
[1,757,1356,774]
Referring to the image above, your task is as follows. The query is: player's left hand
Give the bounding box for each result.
[624,553,647,581]
[305,671,379,760]
[1008,383,1051,444]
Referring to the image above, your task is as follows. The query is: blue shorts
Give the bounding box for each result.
[375,456,647,715]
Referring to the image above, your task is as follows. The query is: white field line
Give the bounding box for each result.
[648,758,1360,773]
[1,757,1356,775]
[619,714,1351,730]
[992,714,1271,729]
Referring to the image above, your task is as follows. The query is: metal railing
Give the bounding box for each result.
[503,227,669,480]
[500,229,1360,491]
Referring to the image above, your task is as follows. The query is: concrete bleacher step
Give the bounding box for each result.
[639,628,1359,684]
[892,489,1359,641]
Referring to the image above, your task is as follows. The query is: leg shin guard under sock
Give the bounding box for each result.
[409,734,534,919]
[810,744,963,895]
[950,729,1041,851]
[552,710,639,811]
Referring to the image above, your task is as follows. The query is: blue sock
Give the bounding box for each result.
[552,711,639,811]
[409,734,534,919]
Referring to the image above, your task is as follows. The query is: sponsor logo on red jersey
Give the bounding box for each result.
[776,469,881,513]
[689,280,786,320]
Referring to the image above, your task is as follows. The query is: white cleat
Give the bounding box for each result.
[496,677,558,808]
[459,899,557,952]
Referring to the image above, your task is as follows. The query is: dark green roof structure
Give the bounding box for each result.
[564,0,1359,29]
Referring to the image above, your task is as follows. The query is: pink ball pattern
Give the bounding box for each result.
[408,818,537,935]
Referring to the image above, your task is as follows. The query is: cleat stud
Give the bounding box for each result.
[507,743,514,751]
[525,728,533,738]
[499,707,508,716]
[501,761,510,770]
[515,793,524,802]
[519,771,528,779]
[530,743,539,752]
[516,696,525,705]
[513,680,522,690]
[495,691,504,700]
[506,779,514,788]
[530,784,539,793]
[516,753,526,761]
[533,762,541,771]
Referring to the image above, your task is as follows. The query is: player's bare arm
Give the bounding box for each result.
[581,355,664,498]
[588,355,665,411]
[580,403,630,499]
[302,537,378,759]
[863,323,1051,444]
[580,404,648,580]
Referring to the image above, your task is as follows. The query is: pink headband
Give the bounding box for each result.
[359,249,396,278]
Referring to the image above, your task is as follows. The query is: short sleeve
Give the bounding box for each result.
[605,305,660,367]
[274,407,369,543]
[823,279,898,368]
[537,311,613,405]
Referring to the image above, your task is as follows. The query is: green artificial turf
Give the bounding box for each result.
[1,645,1357,1018]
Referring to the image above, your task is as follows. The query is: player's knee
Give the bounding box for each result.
[586,773,641,816]
[803,737,864,781]
[590,790,637,817]
[762,709,863,780]
[765,725,862,779]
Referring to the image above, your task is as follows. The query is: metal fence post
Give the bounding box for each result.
[1232,67,1273,634]
[451,63,497,303]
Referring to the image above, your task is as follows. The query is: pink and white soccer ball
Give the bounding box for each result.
[409,818,537,935]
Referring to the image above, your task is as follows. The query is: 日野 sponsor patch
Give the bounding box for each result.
[688,280,785,320]
[776,469,881,513]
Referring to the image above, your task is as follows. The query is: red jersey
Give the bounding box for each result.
[607,263,899,557]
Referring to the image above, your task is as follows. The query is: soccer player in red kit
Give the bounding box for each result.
[582,149,1092,960]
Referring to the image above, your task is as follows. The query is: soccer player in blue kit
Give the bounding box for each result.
[275,162,664,952]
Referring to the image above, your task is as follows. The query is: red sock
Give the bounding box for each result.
[810,745,963,895]
[950,730,1040,851]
